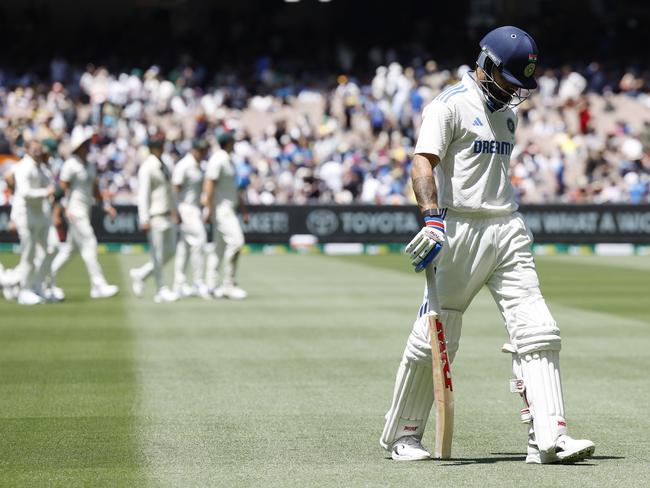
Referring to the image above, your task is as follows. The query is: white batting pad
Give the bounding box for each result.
[520,350,567,452]
[407,309,463,364]
[507,297,561,355]
[380,358,433,449]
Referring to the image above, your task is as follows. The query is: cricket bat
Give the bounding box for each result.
[425,266,454,459]
[428,313,454,459]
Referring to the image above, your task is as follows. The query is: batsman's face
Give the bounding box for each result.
[492,69,519,95]
[27,141,46,163]
[489,68,519,105]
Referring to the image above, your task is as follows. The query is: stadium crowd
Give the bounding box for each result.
[1,58,649,208]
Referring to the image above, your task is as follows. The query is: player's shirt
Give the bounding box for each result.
[172,153,203,208]
[59,155,96,218]
[137,154,174,225]
[205,149,238,209]
[11,155,52,219]
[415,71,518,215]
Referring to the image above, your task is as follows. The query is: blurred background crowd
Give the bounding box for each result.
[1,0,649,206]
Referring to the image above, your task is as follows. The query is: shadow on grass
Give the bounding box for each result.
[441,453,624,466]
[385,453,624,465]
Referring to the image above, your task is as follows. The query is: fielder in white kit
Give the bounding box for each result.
[10,139,57,305]
[172,139,210,298]
[381,26,595,464]
[203,131,248,300]
[51,128,119,298]
[130,135,179,303]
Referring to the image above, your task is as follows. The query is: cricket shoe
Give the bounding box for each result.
[91,284,119,299]
[44,286,65,302]
[197,283,212,300]
[129,269,144,297]
[214,285,248,300]
[526,434,595,464]
[153,287,179,304]
[3,285,19,301]
[174,283,196,298]
[18,289,46,306]
[390,436,431,461]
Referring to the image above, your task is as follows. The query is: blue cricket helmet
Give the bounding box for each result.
[478,26,539,90]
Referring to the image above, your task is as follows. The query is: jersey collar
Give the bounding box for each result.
[463,71,484,100]
[464,71,512,114]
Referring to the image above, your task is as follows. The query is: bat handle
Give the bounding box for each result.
[424,263,440,316]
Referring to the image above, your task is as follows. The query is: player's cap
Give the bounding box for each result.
[216,130,235,146]
[69,126,93,153]
[147,132,166,149]
[478,26,539,89]
[41,138,59,155]
[192,138,209,151]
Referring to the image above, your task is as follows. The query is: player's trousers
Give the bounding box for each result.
[381,211,560,448]
[52,212,108,288]
[173,203,207,288]
[206,204,244,288]
[16,212,56,291]
[132,216,177,291]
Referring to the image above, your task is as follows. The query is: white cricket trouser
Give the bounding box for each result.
[381,212,562,448]
[173,203,207,288]
[16,212,56,291]
[52,212,108,288]
[206,204,244,288]
[132,216,177,291]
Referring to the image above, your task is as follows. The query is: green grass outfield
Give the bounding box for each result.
[0,253,649,487]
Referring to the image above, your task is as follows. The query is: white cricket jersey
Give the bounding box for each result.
[172,153,203,207]
[205,149,238,208]
[11,155,52,218]
[414,72,518,215]
[59,155,96,217]
[137,154,174,225]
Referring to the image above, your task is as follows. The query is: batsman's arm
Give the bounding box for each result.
[238,189,250,224]
[406,153,445,272]
[137,166,152,230]
[5,170,15,192]
[411,153,440,215]
[94,179,115,217]
[202,177,215,223]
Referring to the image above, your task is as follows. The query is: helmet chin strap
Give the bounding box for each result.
[473,68,509,112]
[475,51,529,111]
[480,69,513,112]
[486,97,507,113]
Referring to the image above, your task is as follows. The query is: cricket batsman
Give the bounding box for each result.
[380,26,595,463]
[129,133,179,303]
[172,139,210,298]
[50,127,119,299]
[203,130,248,300]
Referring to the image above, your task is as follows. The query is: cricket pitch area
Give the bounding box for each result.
[1,252,648,487]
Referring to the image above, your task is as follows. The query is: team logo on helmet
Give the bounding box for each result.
[528,53,538,62]
[524,63,536,78]
[507,118,515,134]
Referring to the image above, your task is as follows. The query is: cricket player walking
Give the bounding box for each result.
[172,139,210,298]
[10,140,57,305]
[204,131,248,299]
[51,127,119,298]
[381,27,595,463]
[130,134,179,303]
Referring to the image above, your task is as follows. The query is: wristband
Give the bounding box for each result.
[424,215,445,232]
[422,208,446,219]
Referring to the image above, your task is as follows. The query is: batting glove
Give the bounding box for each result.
[406,210,446,273]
